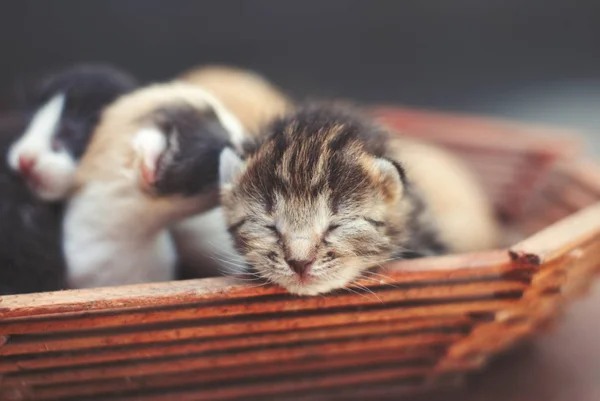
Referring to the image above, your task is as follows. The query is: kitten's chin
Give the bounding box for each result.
[277,274,357,296]
[30,177,71,201]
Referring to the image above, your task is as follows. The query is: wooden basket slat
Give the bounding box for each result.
[502,153,560,218]
[72,367,428,401]
[0,251,512,321]
[537,182,597,216]
[0,277,523,336]
[510,203,600,265]
[1,334,461,387]
[526,164,599,235]
[517,160,600,236]
[0,317,468,373]
[441,224,600,366]
[371,106,579,155]
[2,371,429,401]
[26,349,437,400]
[371,106,582,221]
[1,298,520,358]
[550,240,600,300]
[555,160,600,196]
[277,379,447,401]
[531,234,600,288]
[528,201,575,232]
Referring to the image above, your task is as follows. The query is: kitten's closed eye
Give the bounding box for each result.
[363,217,385,228]
[227,219,246,234]
[326,223,341,234]
[322,223,341,246]
[265,224,283,245]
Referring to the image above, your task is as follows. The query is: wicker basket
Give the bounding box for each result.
[1,107,599,401]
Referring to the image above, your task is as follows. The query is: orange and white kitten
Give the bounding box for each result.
[172,66,291,277]
[179,64,290,134]
[63,82,245,288]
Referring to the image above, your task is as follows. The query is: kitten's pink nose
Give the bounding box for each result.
[287,259,314,277]
[18,154,37,176]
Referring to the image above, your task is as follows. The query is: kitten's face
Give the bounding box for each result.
[131,101,233,199]
[220,141,407,295]
[7,94,77,201]
[7,65,137,201]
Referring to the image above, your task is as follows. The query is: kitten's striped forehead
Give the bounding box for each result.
[239,109,383,212]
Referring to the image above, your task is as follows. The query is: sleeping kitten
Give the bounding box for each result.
[0,116,66,295]
[63,82,245,288]
[7,64,137,201]
[219,104,499,295]
[0,65,136,295]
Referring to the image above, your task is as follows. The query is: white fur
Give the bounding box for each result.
[8,93,76,201]
[132,127,168,183]
[172,207,246,276]
[218,147,246,188]
[63,181,177,289]
[132,128,167,161]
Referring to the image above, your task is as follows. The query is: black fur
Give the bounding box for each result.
[29,64,138,159]
[0,117,66,295]
[150,103,231,196]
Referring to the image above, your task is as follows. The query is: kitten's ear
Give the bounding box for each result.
[132,127,168,186]
[373,157,405,202]
[219,147,246,188]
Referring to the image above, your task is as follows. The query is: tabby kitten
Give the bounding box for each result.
[219,103,498,295]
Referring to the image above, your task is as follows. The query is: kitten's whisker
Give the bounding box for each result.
[345,256,401,271]
[217,254,245,266]
[352,282,384,303]
[361,270,400,289]
[207,252,245,266]
[240,281,270,289]
[208,255,248,272]
[356,274,385,285]
[364,270,393,280]
[217,271,262,282]
[343,286,372,302]
[205,242,244,263]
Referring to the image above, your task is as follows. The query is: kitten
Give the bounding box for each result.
[219,103,499,295]
[63,82,245,288]
[172,65,291,277]
[7,64,137,201]
[0,116,66,295]
[179,65,290,134]
[0,65,136,295]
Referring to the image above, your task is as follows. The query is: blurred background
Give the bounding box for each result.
[1,1,599,400]
[1,0,600,152]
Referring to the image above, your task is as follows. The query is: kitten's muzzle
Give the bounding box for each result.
[17,154,43,188]
[286,259,314,278]
[18,154,37,176]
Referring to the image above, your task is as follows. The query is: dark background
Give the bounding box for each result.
[1,1,599,400]
[1,0,600,118]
